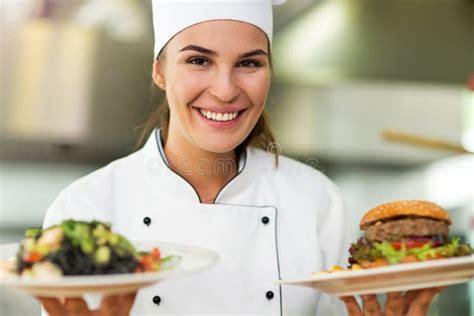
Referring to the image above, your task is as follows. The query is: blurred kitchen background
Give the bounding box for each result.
[0,0,473,315]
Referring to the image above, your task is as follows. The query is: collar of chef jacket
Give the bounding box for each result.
[141,128,252,204]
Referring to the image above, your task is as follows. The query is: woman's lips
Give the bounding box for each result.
[193,107,246,129]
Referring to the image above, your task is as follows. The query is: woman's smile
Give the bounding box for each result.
[192,106,247,129]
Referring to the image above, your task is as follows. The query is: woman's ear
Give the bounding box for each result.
[152,60,166,90]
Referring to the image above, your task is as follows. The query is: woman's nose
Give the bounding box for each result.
[208,69,240,103]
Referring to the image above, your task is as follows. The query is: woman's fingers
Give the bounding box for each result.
[406,287,443,316]
[118,292,138,316]
[96,295,119,316]
[403,290,422,314]
[384,292,404,316]
[339,294,383,316]
[96,291,137,316]
[37,297,66,316]
[340,287,445,316]
[361,294,383,316]
[63,297,90,316]
[339,296,362,316]
[38,292,138,316]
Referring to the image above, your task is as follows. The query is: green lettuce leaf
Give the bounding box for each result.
[374,242,407,264]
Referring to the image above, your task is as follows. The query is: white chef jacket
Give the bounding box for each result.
[43,128,353,315]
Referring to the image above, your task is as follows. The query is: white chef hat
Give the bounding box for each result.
[152,0,286,59]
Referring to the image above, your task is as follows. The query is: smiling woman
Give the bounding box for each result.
[134,20,279,204]
[38,1,443,315]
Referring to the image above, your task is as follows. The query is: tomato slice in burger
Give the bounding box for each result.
[391,237,443,250]
[390,241,403,250]
[391,240,429,250]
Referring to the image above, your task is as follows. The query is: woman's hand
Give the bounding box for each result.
[340,287,445,316]
[37,292,137,316]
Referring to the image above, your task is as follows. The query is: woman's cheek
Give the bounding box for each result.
[175,73,210,102]
[239,72,269,101]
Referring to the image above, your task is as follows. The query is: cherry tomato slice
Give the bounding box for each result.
[151,248,161,260]
[24,252,43,263]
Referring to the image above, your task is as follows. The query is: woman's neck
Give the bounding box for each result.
[163,130,239,204]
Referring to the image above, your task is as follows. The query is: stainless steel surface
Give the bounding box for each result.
[268,81,465,165]
[1,1,154,163]
[273,0,473,84]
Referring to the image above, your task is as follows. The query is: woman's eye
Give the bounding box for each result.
[238,59,263,68]
[186,57,210,66]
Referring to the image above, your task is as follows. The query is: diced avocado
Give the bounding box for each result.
[20,238,51,261]
[80,237,95,254]
[61,221,91,247]
[91,220,112,230]
[108,234,119,246]
[95,246,111,264]
[92,224,108,236]
[25,228,42,239]
[35,244,50,256]
[93,224,110,245]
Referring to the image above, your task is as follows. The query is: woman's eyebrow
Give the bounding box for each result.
[179,45,216,55]
[239,49,268,58]
[179,45,268,58]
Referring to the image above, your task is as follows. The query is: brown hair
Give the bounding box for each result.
[135,45,278,161]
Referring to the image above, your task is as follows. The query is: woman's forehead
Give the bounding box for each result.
[168,20,269,53]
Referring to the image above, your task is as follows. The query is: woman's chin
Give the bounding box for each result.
[195,137,243,155]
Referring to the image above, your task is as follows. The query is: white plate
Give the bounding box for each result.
[278,255,474,296]
[0,241,218,298]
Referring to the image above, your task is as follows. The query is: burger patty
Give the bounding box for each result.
[365,217,449,241]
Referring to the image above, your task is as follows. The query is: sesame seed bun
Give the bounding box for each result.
[359,200,452,230]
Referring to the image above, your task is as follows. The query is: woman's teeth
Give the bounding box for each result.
[199,109,239,122]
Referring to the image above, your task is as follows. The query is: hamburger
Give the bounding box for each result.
[348,200,473,268]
